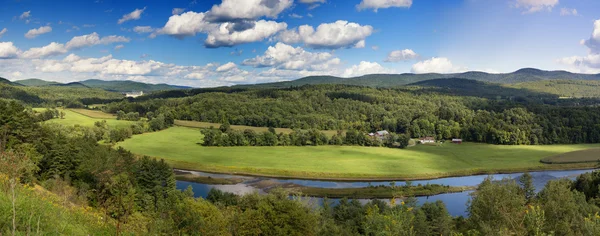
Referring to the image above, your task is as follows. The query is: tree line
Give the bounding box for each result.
[101,84,600,145]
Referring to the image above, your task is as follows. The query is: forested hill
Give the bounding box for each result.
[15,78,61,86]
[241,68,600,88]
[79,79,190,92]
[13,78,190,92]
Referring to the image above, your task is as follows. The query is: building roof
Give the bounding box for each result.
[375,130,389,136]
[420,136,435,140]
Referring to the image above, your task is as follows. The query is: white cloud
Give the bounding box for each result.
[133,26,154,34]
[21,42,67,59]
[278,20,373,49]
[243,42,340,71]
[205,20,287,48]
[371,45,379,50]
[118,7,146,24]
[0,28,7,38]
[114,44,125,50]
[289,13,303,19]
[172,8,186,15]
[385,49,419,62]
[0,42,20,59]
[356,0,412,12]
[216,62,237,72]
[560,8,578,16]
[184,73,205,80]
[514,0,558,14]
[411,57,467,74]
[342,61,395,77]
[20,33,129,59]
[65,32,129,50]
[155,11,211,38]
[583,19,600,54]
[19,11,31,20]
[205,0,293,22]
[25,26,52,39]
[11,71,23,78]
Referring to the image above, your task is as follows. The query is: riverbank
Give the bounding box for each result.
[286,185,476,198]
[117,126,600,181]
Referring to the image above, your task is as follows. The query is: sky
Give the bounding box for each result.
[1,0,600,87]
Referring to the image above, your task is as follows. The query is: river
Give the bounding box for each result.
[175,168,596,217]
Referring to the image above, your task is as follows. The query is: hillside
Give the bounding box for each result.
[405,78,556,99]
[80,79,190,92]
[15,78,61,86]
[242,68,600,89]
[509,80,600,98]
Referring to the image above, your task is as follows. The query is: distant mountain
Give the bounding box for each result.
[0,77,22,86]
[80,79,191,93]
[12,78,191,93]
[241,68,600,88]
[405,78,556,99]
[52,82,89,88]
[15,78,61,86]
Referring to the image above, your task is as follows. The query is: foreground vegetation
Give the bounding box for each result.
[8,97,600,235]
[117,126,600,180]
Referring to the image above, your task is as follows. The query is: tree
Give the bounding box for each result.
[104,173,137,236]
[520,172,535,203]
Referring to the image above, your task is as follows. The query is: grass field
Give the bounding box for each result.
[540,149,600,164]
[174,120,341,137]
[38,108,134,128]
[117,126,600,180]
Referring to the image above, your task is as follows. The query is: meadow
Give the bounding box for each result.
[37,108,135,128]
[117,126,600,180]
[540,148,600,164]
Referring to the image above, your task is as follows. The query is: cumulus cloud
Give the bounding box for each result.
[65,32,129,50]
[583,19,600,54]
[356,0,412,12]
[118,7,146,24]
[205,0,292,22]
[19,11,31,20]
[205,20,287,48]
[243,42,340,70]
[216,62,237,72]
[0,28,7,38]
[278,20,373,49]
[385,49,419,62]
[560,8,578,16]
[20,33,129,59]
[558,19,600,73]
[154,11,210,38]
[289,13,303,19]
[172,8,185,15]
[0,42,20,59]
[342,61,395,77]
[21,42,67,59]
[514,0,558,14]
[411,57,467,74]
[25,26,52,39]
[133,26,155,34]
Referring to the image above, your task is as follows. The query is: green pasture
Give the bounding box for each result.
[37,108,134,129]
[117,126,600,180]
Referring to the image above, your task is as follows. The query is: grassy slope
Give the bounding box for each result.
[117,126,600,180]
[541,149,600,164]
[40,109,134,128]
[0,184,116,234]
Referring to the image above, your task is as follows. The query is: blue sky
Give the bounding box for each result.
[1,0,600,87]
